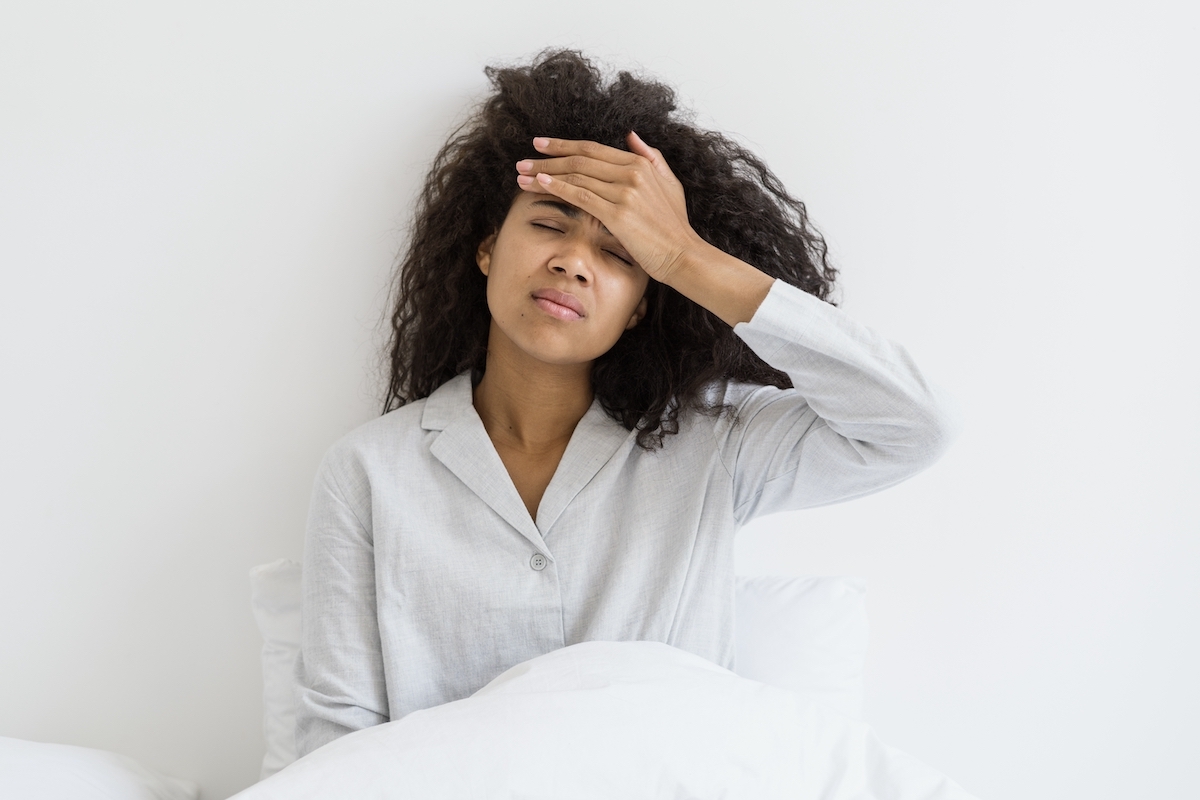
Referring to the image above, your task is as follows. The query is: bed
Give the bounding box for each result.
[0,560,979,799]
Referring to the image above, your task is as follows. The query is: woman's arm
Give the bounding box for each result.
[519,135,960,519]
[294,447,389,757]
[719,277,959,520]
[657,227,959,519]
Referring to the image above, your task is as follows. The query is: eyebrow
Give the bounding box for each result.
[528,199,614,237]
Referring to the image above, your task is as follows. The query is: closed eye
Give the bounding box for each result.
[531,220,631,265]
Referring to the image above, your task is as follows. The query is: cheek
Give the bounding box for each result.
[483,250,531,314]
[598,272,649,323]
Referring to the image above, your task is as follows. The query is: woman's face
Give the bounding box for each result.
[476,191,650,368]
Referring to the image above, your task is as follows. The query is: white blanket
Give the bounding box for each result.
[233,641,978,800]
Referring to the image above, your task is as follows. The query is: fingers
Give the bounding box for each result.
[516,135,671,200]
[627,131,679,184]
[520,172,616,219]
[514,135,683,225]
[531,136,638,165]
[516,154,626,183]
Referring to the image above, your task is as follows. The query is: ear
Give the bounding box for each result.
[476,231,498,276]
[625,295,648,331]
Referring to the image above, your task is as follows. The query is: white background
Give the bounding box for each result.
[2,1,1197,798]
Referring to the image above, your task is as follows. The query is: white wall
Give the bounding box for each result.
[1,1,1195,798]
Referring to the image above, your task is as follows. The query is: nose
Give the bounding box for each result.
[549,235,593,284]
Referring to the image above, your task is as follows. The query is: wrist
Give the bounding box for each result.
[658,233,718,289]
[660,239,775,327]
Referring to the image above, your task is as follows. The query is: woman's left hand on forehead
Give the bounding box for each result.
[515,133,703,284]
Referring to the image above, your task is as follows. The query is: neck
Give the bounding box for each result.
[472,324,593,453]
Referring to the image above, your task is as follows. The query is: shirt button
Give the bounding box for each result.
[530,553,547,571]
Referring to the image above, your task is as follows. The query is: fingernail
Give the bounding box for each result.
[516,175,534,186]
[536,173,552,185]
[516,160,533,172]
[533,137,550,149]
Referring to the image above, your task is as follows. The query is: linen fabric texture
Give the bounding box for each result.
[295,278,960,758]
[252,559,868,779]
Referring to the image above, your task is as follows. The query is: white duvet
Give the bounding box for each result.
[234,641,978,800]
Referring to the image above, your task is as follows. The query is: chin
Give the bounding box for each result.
[521,344,601,368]
[491,316,618,369]
[511,333,610,368]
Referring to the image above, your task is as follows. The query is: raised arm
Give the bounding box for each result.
[721,278,959,520]
[517,133,960,520]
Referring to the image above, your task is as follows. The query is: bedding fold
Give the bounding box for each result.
[234,640,978,800]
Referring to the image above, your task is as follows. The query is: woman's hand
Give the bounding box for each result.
[515,132,702,285]
[516,132,775,326]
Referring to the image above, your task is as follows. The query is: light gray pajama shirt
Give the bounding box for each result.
[295,279,960,757]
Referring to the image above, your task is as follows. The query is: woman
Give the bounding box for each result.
[294,49,959,758]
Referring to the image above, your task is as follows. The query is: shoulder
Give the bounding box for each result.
[316,399,431,489]
[668,378,798,449]
[334,400,428,454]
[698,378,773,409]
[696,378,798,425]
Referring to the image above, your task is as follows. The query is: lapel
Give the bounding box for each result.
[422,373,634,549]
[534,400,634,535]
[424,374,548,556]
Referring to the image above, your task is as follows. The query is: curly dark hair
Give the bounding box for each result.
[384,48,837,449]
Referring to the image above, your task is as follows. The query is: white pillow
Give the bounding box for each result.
[249,559,303,780]
[0,736,199,800]
[248,559,868,779]
[734,574,868,719]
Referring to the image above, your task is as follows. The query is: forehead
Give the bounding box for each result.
[512,195,613,237]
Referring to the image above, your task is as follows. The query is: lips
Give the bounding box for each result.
[531,288,585,320]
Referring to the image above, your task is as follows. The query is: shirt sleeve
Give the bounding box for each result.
[293,445,389,758]
[720,279,962,524]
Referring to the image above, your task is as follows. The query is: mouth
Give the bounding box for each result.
[531,289,585,320]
